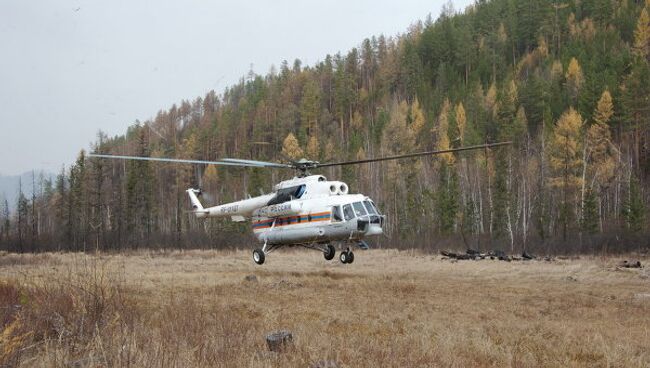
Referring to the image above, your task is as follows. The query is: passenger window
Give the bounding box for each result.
[343,204,355,221]
[332,206,343,222]
[352,202,367,217]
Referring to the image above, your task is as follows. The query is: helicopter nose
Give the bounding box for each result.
[365,224,383,236]
[362,215,384,236]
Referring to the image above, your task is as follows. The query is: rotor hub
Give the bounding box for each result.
[291,159,320,176]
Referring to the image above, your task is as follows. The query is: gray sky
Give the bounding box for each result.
[0,0,471,176]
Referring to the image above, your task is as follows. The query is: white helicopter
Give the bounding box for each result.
[90,142,509,265]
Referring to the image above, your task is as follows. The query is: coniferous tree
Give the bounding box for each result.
[581,188,599,234]
[623,175,646,232]
[16,180,28,253]
[0,196,9,246]
[565,58,584,104]
[549,108,584,240]
[281,133,304,160]
[633,7,650,61]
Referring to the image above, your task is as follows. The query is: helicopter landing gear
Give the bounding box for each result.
[323,244,336,261]
[339,249,354,264]
[253,249,265,265]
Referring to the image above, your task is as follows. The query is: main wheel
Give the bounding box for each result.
[253,249,265,265]
[324,244,335,260]
[339,251,348,264]
[347,251,354,264]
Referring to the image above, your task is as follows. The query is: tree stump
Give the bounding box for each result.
[266,330,293,352]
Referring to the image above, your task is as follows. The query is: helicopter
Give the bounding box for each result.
[89,141,510,265]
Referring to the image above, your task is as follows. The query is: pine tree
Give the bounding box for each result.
[299,79,321,143]
[433,99,459,234]
[54,167,70,248]
[435,163,459,234]
[16,180,28,253]
[620,62,650,172]
[581,188,599,234]
[623,175,646,232]
[1,197,8,246]
[69,151,88,250]
[126,129,156,246]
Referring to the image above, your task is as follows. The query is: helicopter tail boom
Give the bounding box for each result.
[186,189,208,218]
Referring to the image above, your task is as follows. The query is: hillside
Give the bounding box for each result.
[2,0,649,253]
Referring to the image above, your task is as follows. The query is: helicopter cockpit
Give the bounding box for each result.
[332,199,384,236]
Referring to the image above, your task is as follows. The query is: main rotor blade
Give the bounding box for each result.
[315,142,512,168]
[219,158,293,168]
[88,154,269,167]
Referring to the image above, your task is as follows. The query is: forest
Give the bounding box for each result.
[1,0,649,254]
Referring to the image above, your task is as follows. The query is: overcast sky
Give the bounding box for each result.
[0,0,472,176]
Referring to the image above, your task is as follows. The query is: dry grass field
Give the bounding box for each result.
[1,249,649,367]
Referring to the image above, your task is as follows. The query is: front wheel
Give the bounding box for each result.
[347,251,354,264]
[339,251,348,264]
[253,249,265,265]
[324,244,335,261]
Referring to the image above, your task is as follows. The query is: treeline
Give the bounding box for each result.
[1,0,649,254]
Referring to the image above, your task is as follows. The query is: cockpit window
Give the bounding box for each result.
[343,204,355,221]
[352,202,367,217]
[332,206,343,222]
[267,184,306,205]
[363,200,378,215]
[295,185,306,198]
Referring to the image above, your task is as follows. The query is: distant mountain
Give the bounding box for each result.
[0,171,55,211]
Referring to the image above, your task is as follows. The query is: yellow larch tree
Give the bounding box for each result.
[409,97,426,136]
[565,57,584,101]
[551,60,564,80]
[550,107,584,189]
[485,82,498,118]
[586,90,616,188]
[593,89,614,126]
[202,164,219,194]
[434,99,454,165]
[350,110,364,130]
[281,132,304,160]
[633,7,650,60]
[454,102,466,145]
[306,135,320,160]
[549,107,584,239]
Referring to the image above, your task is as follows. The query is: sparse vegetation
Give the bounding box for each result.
[1,250,648,367]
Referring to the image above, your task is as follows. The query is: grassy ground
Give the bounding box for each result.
[0,249,649,367]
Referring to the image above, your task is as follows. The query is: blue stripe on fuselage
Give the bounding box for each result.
[251,213,331,229]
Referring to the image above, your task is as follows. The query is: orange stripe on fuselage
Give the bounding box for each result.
[252,211,331,230]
